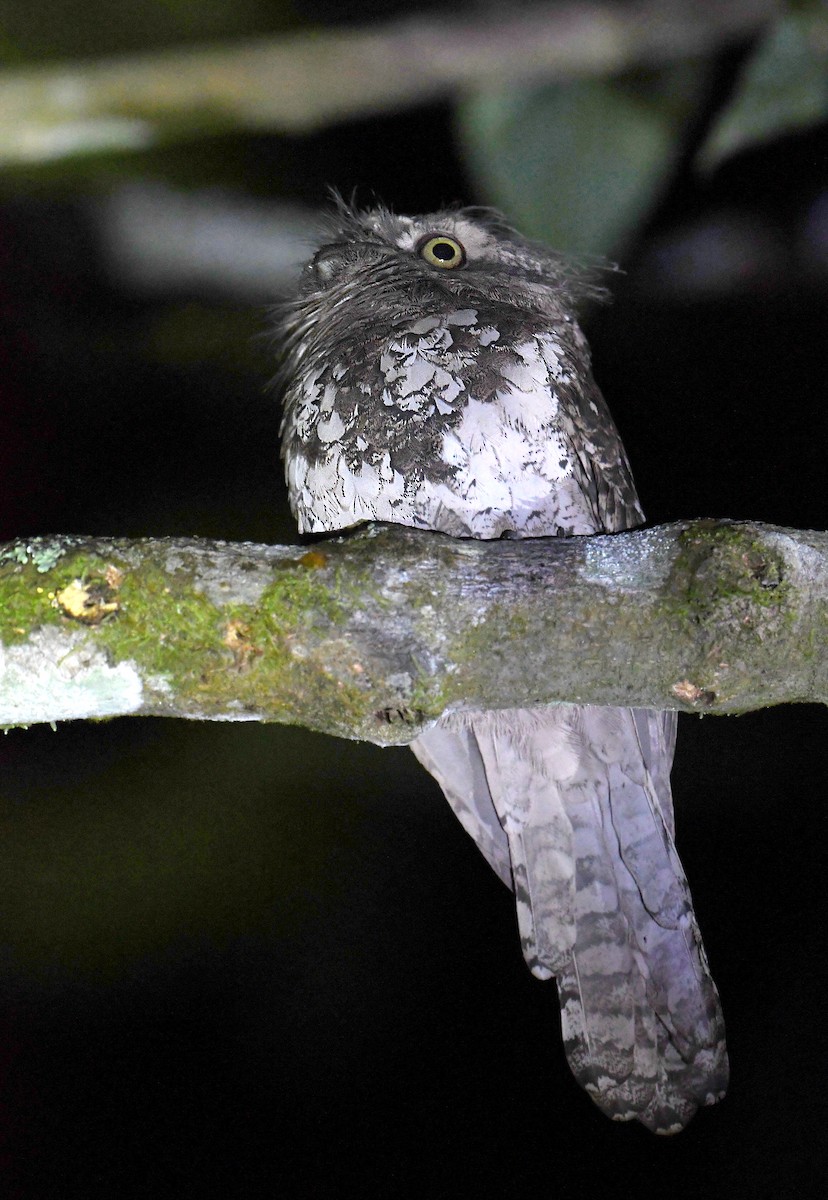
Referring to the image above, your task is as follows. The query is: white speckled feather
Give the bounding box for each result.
[277,202,727,1133]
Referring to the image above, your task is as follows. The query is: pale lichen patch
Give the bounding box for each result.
[582,528,674,590]
[0,627,143,725]
[0,536,82,574]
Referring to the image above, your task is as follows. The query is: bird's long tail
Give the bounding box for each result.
[412,704,728,1133]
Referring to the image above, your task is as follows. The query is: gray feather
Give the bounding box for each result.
[275,201,727,1133]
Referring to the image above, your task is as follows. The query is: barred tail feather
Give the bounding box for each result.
[413,704,728,1134]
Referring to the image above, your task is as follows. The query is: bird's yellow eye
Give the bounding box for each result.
[419,235,466,269]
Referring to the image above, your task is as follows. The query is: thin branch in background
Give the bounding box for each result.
[0,1,779,165]
[94,184,319,299]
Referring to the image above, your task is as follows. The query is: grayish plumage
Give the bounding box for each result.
[275,201,728,1133]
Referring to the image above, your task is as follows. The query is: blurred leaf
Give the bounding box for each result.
[698,5,828,171]
[455,65,708,257]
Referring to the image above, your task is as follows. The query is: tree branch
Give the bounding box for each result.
[1,520,824,744]
[0,0,778,164]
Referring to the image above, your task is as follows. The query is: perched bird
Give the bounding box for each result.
[275,201,728,1133]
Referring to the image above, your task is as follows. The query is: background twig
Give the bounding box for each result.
[0,0,778,164]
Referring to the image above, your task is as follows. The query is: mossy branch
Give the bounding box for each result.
[0,0,777,165]
[1,520,825,745]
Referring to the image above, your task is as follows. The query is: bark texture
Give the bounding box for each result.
[0,519,825,744]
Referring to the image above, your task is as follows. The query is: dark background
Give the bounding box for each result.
[1,5,827,1197]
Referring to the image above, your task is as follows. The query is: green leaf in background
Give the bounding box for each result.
[454,65,709,258]
[698,5,828,171]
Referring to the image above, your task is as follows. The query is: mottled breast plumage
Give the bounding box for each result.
[277,205,642,539]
